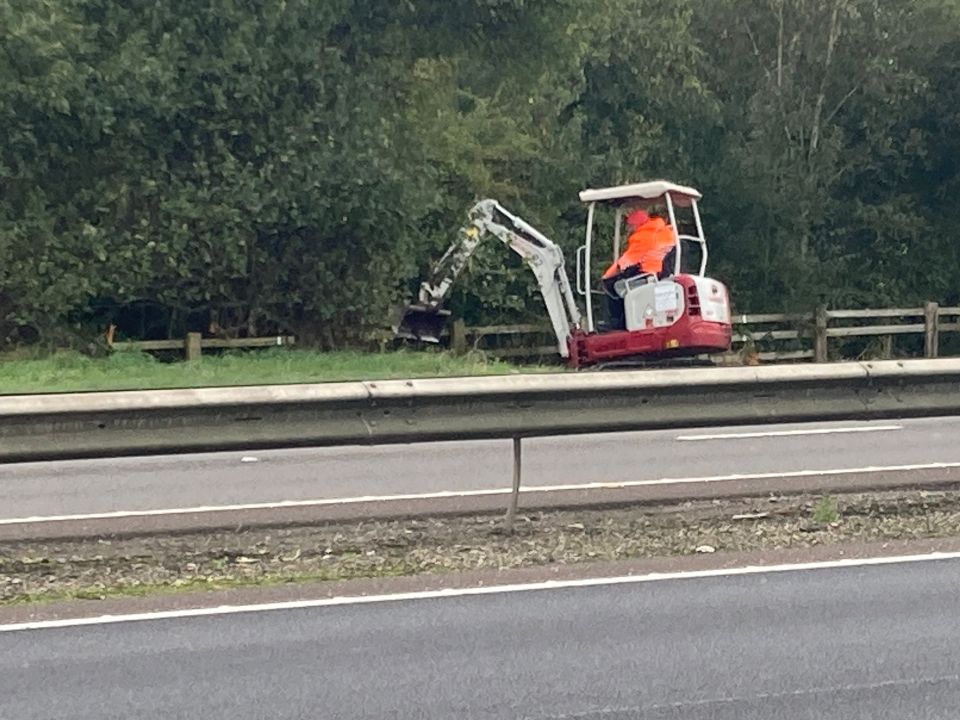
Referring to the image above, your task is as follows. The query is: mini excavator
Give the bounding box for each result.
[393,181,732,368]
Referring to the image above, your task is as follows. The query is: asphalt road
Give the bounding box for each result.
[3,558,960,719]
[1,416,959,522]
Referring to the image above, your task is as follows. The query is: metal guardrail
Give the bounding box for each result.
[3,359,960,465]
[5,358,960,532]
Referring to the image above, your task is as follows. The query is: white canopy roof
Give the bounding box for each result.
[578,180,702,206]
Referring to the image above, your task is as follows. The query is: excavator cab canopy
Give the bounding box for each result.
[578,180,702,207]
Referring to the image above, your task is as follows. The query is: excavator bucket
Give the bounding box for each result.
[392,303,451,343]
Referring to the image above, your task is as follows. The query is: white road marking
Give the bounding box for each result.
[677,425,903,441]
[589,674,960,717]
[2,550,960,634]
[3,461,959,527]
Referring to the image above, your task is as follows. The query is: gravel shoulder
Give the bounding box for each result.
[4,487,960,610]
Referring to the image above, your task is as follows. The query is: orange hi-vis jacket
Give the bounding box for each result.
[602,217,677,280]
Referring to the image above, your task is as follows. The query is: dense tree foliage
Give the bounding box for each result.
[1,0,958,347]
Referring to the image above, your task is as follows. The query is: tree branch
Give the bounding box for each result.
[823,82,863,126]
[809,0,846,157]
[777,0,784,89]
[741,19,774,84]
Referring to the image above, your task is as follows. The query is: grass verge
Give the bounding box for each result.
[0,347,554,394]
[2,488,959,606]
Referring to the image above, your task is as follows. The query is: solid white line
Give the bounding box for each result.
[3,461,960,527]
[2,550,960,634]
[677,425,903,441]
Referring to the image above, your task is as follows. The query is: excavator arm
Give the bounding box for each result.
[393,199,582,358]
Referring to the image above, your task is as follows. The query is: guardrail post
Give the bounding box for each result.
[184,332,202,362]
[451,319,467,356]
[925,301,940,358]
[504,437,522,534]
[814,305,828,363]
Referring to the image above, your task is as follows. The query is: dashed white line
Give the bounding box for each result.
[677,425,903,441]
[2,550,960,634]
[2,461,959,527]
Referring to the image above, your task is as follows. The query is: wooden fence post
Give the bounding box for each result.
[451,319,468,355]
[185,332,202,362]
[880,335,893,360]
[925,301,940,359]
[814,305,829,363]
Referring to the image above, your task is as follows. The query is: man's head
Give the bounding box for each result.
[625,209,650,229]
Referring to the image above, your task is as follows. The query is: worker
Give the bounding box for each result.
[602,209,677,329]
[604,209,677,279]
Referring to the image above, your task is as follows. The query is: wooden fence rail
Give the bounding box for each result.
[108,302,960,365]
[444,302,960,364]
[110,333,296,361]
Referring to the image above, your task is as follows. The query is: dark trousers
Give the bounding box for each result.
[603,276,626,330]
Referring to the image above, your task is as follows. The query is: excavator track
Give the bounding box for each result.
[585,356,717,371]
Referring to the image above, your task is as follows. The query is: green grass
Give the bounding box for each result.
[813,495,841,524]
[0,572,337,608]
[0,348,557,395]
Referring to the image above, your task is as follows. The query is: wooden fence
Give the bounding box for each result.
[109,332,296,361]
[108,302,960,365]
[440,302,960,364]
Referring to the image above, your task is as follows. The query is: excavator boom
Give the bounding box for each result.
[393,200,581,357]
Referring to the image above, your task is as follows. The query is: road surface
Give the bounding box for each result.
[2,556,959,719]
[1,416,958,525]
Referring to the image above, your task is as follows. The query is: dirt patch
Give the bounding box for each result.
[3,488,960,606]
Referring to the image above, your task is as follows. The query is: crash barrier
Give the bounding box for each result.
[4,358,960,462]
[432,303,960,364]
[5,358,960,530]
